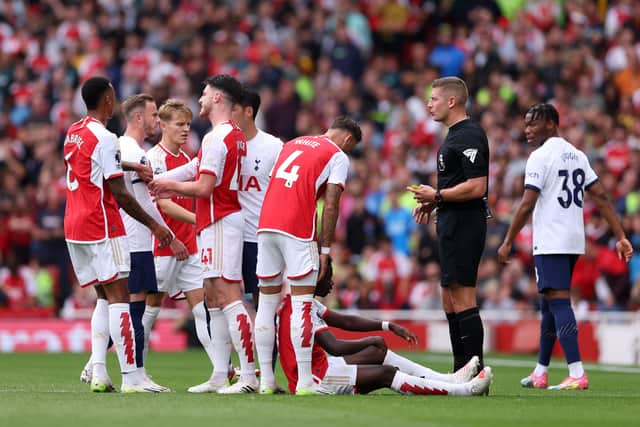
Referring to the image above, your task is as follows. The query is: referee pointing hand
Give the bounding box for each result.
[408,77,490,372]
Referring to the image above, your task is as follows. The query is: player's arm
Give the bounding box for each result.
[156,199,196,225]
[315,329,385,357]
[497,188,539,263]
[108,176,173,248]
[122,161,153,183]
[318,183,343,281]
[587,181,633,261]
[155,159,198,182]
[152,173,216,199]
[324,310,418,344]
[408,176,486,203]
[131,181,189,260]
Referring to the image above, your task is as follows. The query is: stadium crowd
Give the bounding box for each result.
[1,0,640,316]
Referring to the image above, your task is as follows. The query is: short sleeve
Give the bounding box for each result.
[524,152,546,192]
[327,151,349,189]
[100,134,123,180]
[120,140,146,184]
[458,142,488,180]
[200,133,226,182]
[583,155,599,189]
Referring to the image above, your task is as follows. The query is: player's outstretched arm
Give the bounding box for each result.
[587,181,633,262]
[324,311,418,344]
[122,161,153,183]
[151,173,216,199]
[497,188,539,263]
[156,199,196,225]
[315,329,385,357]
[108,176,173,248]
[318,183,343,282]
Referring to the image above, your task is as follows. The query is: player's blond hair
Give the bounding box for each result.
[432,77,468,106]
[158,99,193,122]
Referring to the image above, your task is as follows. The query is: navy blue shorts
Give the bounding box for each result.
[533,254,579,293]
[242,241,258,294]
[128,251,158,294]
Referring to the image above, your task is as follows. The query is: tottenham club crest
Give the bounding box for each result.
[438,152,445,172]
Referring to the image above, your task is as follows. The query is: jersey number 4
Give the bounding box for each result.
[557,168,585,208]
[275,150,303,188]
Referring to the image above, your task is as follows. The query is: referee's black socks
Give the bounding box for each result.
[457,307,484,371]
[446,312,466,372]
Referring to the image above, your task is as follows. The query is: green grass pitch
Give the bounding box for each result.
[1,351,638,427]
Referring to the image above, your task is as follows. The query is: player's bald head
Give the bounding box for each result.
[432,77,468,107]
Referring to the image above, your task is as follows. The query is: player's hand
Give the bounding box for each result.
[497,241,511,264]
[133,163,154,183]
[616,238,633,262]
[149,179,177,199]
[389,323,418,345]
[169,238,189,261]
[317,253,330,284]
[152,224,173,249]
[412,202,435,224]
[407,184,436,203]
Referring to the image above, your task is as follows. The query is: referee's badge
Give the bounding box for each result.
[438,153,445,171]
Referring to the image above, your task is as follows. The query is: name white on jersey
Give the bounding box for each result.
[119,135,153,252]
[238,129,282,242]
[524,137,598,255]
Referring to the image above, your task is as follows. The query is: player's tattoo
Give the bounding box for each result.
[320,183,343,248]
[108,176,157,229]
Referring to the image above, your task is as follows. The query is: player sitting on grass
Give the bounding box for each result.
[277,269,493,395]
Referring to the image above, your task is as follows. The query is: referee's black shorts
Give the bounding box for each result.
[436,207,486,288]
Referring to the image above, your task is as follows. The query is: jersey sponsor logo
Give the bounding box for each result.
[153,167,163,175]
[527,172,539,179]
[438,153,445,171]
[463,148,478,164]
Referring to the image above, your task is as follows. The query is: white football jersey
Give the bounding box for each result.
[119,135,153,252]
[524,137,598,255]
[238,129,282,242]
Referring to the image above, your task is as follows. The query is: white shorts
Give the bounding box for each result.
[66,236,130,287]
[155,253,203,299]
[256,232,319,282]
[197,212,243,281]
[318,356,358,395]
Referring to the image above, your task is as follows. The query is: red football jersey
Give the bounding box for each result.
[278,294,329,393]
[63,117,126,243]
[147,143,198,256]
[195,121,246,234]
[258,135,349,241]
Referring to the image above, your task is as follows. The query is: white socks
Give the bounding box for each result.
[254,293,280,387]
[108,303,137,374]
[383,350,452,382]
[290,294,314,390]
[90,298,109,378]
[209,307,232,384]
[192,302,216,372]
[223,300,256,381]
[141,305,160,365]
[390,371,468,396]
[534,363,548,376]
[568,361,584,378]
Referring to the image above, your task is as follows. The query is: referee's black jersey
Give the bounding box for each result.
[437,118,489,210]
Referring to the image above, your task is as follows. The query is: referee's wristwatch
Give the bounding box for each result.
[435,189,443,205]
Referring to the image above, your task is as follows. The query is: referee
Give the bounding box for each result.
[408,77,489,371]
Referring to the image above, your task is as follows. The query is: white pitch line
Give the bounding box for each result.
[421,354,640,374]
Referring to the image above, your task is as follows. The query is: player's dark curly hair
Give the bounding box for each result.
[526,103,559,127]
[330,115,362,143]
[81,76,112,110]
[204,74,243,105]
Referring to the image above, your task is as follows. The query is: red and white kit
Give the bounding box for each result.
[63,116,130,287]
[196,121,246,281]
[146,143,201,298]
[256,135,349,279]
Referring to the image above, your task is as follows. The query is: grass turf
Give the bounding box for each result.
[0,351,638,427]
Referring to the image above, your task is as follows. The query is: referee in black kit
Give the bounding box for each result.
[408,77,489,372]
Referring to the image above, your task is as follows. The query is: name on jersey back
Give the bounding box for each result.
[561,152,578,162]
[294,138,321,148]
[65,134,84,148]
